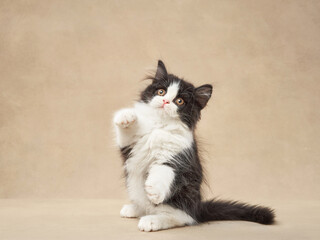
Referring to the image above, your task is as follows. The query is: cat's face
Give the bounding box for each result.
[140,60,212,129]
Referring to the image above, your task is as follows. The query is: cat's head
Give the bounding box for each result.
[140,60,212,129]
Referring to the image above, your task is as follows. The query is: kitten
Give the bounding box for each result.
[113,60,275,231]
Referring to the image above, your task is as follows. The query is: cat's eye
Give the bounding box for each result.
[157,89,166,96]
[175,98,184,106]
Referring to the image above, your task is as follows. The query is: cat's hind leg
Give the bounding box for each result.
[138,205,195,231]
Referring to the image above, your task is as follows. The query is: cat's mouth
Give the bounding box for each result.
[160,104,170,111]
[161,101,170,108]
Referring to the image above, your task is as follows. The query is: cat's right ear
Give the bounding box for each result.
[154,60,168,81]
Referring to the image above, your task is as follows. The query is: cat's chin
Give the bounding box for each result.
[151,105,177,119]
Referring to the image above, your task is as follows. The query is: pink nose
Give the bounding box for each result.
[163,99,170,104]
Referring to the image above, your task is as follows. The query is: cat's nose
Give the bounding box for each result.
[163,99,170,104]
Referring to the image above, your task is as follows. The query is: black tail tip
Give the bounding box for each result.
[254,207,275,225]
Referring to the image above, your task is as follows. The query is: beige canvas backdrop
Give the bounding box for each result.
[0,0,319,201]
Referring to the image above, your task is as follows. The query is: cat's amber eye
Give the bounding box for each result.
[175,98,184,106]
[157,89,166,96]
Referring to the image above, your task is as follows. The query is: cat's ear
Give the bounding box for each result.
[154,60,168,81]
[195,84,213,109]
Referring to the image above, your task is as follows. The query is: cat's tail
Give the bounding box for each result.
[196,199,275,224]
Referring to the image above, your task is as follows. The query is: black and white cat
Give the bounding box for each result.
[113,60,275,231]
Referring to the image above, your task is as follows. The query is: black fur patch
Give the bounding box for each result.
[120,146,132,183]
[120,146,132,164]
[163,142,203,220]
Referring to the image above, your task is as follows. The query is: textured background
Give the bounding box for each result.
[0,0,320,202]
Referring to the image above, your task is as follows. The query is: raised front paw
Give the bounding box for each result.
[114,109,137,129]
[145,180,166,205]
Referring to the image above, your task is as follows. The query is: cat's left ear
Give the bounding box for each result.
[154,60,168,81]
[195,84,213,109]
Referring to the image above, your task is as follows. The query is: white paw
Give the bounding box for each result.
[120,204,138,218]
[114,109,137,129]
[145,180,166,205]
[138,215,163,232]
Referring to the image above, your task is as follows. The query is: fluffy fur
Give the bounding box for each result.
[113,60,275,231]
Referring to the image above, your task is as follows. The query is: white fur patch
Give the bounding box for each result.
[145,164,174,205]
[165,82,180,101]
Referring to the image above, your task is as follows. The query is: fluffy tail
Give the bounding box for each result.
[196,199,275,224]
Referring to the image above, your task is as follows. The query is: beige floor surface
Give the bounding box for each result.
[0,199,319,240]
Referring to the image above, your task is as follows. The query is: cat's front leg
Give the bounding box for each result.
[113,108,137,147]
[120,204,144,218]
[145,164,175,205]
